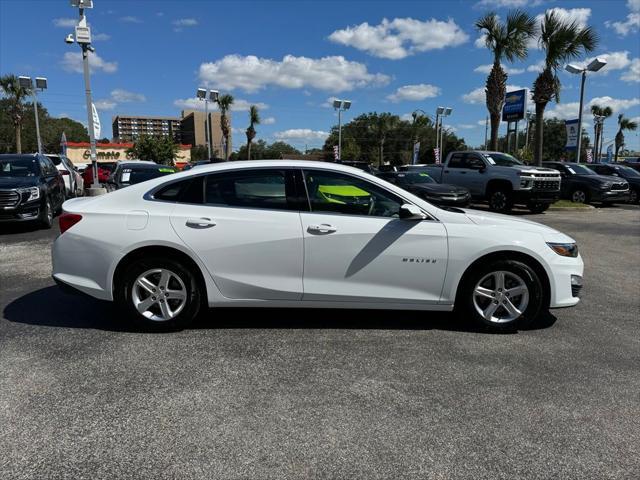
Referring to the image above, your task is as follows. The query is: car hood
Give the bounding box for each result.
[0,176,38,188]
[410,183,469,195]
[574,173,624,184]
[462,209,574,241]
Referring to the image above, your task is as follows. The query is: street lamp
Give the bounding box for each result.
[66,0,103,193]
[333,99,351,160]
[19,76,47,154]
[197,88,219,159]
[565,57,607,162]
[435,107,452,163]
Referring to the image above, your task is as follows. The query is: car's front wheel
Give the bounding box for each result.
[457,260,545,331]
[488,189,513,213]
[571,188,588,204]
[116,257,202,331]
[39,197,53,229]
[629,188,639,204]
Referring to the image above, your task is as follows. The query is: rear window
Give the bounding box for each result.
[121,167,177,185]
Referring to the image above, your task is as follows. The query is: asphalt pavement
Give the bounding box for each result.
[1,206,639,480]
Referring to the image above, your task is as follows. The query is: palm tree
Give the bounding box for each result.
[245,105,260,160]
[372,113,398,167]
[0,74,32,153]
[532,12,598,165]
[217,94,234,160]
[614,114,638,161]
[590,104,612,162]
[475,10,536,151]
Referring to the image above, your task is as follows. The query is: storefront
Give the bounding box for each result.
[64,142,192,167]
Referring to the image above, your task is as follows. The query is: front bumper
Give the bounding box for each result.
[0,201,41,223]
[591,189,630,203]
[424,193,471,207]
[513,189,560,204]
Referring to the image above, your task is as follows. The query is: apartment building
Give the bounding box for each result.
[112,115,181,142]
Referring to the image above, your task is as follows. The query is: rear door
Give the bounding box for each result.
[169,168,305,300]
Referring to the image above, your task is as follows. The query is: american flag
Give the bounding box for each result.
[434,148,440,164]
[586,149,593,163]
[333,145,339,160]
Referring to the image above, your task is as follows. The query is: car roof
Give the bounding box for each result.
[119,163,174,170]
[0,153,40,159]
[177,159,376,176]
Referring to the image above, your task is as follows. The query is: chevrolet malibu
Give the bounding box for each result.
[52,161,583,331]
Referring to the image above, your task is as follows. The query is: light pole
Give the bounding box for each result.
[484,116,489,149]
[333,99,351,160]
[65,0,104,193]
[438,107,452,162]
[197,88,219,159]
[566,58,607,162]
[18,76,47,154]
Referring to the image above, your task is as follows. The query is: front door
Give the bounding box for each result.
[300,169,448,304]
[169,169,304,300]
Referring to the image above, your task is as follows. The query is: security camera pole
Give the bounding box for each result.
[68,0,104,194]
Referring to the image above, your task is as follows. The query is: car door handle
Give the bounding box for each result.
[186,217,216,229]
[307,224,337,234]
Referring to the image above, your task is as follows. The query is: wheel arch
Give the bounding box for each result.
[485,178,514,195]
[453,250,551,309]
[112,245,209,304]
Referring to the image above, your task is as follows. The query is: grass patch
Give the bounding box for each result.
[550,200,592,209]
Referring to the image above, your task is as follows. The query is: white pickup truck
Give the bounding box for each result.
[422,151,561,213]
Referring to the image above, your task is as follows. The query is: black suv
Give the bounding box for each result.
[543,161,630,205]
[0,153,65,228]
[587,163,640,204]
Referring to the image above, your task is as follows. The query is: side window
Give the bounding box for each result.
[303,170,403,218]
[204,170,291,210]
[464,154,485,169]
[448,153,465,168]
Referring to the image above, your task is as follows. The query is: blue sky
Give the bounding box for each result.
[1,0,639,152]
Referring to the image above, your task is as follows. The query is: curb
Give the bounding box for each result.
[547,205,596,212]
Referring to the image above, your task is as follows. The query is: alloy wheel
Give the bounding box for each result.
[472,270,529,324]
[630,189,638,204]
[490,191,507,211]
[132,268,187,322]
[571,190,586,203]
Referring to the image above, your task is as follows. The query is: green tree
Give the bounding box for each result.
[0,74,33,153]
[264,141,301,158]
[217,94,234,161]
[126,135,179,165]
[590,104,613,161]
[614,114,638,161]
[245,105,260,161]
[190,145,211,161]
[475,10,536,150]
[525,117,590,162]
[532,11,598,165]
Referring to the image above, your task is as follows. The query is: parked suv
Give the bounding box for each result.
[543,162,630,205]
[0,153,65,228]
[587,163,640,204]
[424,151,561,213]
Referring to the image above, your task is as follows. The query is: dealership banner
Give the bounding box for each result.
[434,147,440,164]
[565,119,579,151]
[91,103,101,139]
[502,89,527,122]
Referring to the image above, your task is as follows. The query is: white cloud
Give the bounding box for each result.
[60,52,118,74]
[199,54,389,93]
[461,84,526,105]
[474,32,488,49]
[621,58,640,82]
[274,129,329,141]
[545,96,640,120]
[93,99,117,111]
[92,32,111,41]
[606,13,640,36]
[110,89,146,103]
[475,0,530,6]
[53,18,77,28]
[474,64,525,75]
[262,116,276,125]
[387,83,441,102]
[328,17,468,59]
[120,16,142,23]
[173,18,198,31]
[527,60,545,73]
[629,0,640,12]
[589,96,640,112]
[457,124,478,129]
[173,97,268,112]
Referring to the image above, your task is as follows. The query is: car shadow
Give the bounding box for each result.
[0,221,48,235]
[3,286,557,334]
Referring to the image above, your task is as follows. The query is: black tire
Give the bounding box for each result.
[456,259,545,331]
[55,190,65,215]
[488,188,513,213]
[629,188,639,204]
[38,197,53,229]
[527,202,550,214]
[570,188,589,204]
[115,256,202,331]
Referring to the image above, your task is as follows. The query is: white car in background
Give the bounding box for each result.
[52,161,583,331]
[47,154,83,197]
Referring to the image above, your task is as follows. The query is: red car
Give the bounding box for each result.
[82,162,117,187]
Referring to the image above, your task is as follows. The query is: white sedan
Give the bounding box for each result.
[52,160,583,331]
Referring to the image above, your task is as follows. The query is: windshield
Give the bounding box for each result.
[617,166,640,177]
[0,157,39,177]
[566,164,595,175]
[482,153,523,167]
[120,167,177,185]
[397,172,435,184]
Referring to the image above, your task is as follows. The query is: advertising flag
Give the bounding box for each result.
[565,119,579,151]
[91,103,101,139]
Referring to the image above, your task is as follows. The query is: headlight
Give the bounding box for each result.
[547,242,578,257]
[599,182,612,190]
[18,186,40,202]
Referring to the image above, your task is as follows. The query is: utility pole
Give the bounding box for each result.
[484,116,488,149]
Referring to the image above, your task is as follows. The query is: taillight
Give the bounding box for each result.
[59,212,82,234]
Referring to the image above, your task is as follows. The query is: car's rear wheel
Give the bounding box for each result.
[629,188,639,204]
[488,189,513,213]
[457,260,544,331]
[116,257,202,331]
[571,188,588,204]
[39,198,53,229]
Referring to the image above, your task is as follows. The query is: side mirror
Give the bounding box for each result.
[399,204,427,220]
